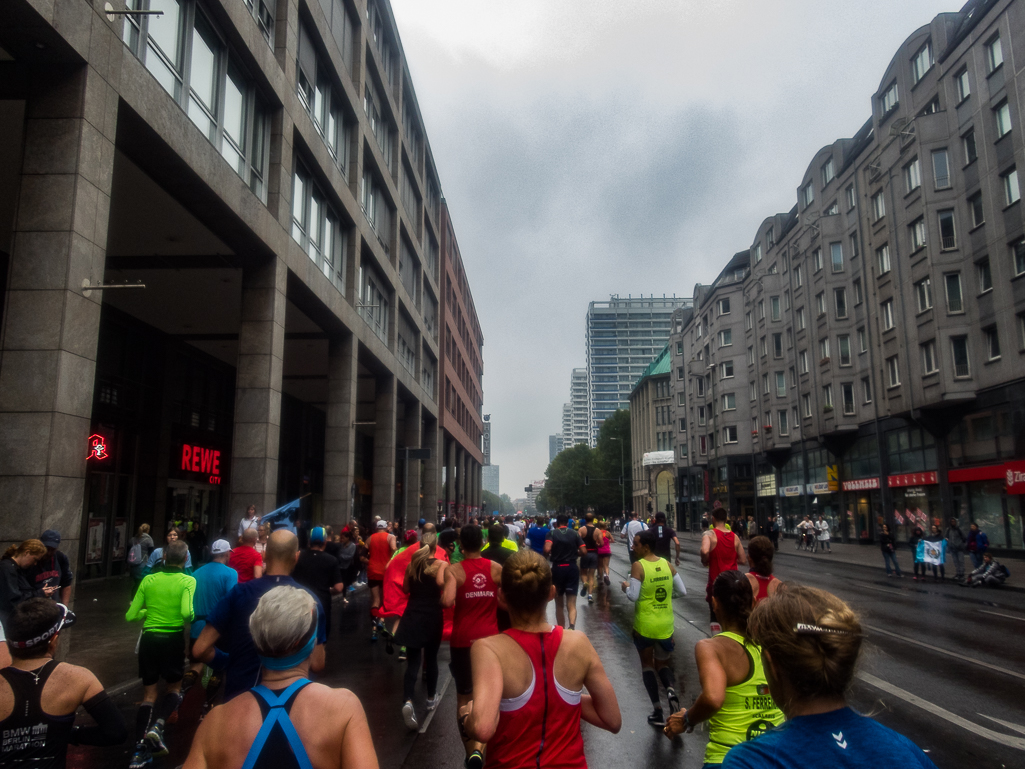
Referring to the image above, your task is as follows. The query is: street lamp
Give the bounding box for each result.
[610,436,626,517]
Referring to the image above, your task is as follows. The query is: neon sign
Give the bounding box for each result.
[88,434,109,461]
[181,444,221,476]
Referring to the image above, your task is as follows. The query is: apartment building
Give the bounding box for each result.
[628,345,677,517]
[0,0,481,575]
[670,0,1025,553]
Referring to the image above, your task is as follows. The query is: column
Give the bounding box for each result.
[422,417,439,524]
[324,333,358,524]
[372,373,397,522]
[445,436,456,519]
[402,399,422,527]
[0,64,117,569]
[230,257,287,523]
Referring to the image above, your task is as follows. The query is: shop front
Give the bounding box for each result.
[842,476,881,542]
[888,472,940,544]
[949,462,1025,551]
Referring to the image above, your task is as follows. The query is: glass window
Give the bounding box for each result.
[853,278,862,305]
[846,185,855,209]
[881,299,894,330]
[1012,238,1025,277]
[922,340,938,374]
[887,355,900,387]
[932,149,950,189]
[816,292,826,316]
[911,217,927,250]
[916,277,932,312]
[984,326,1000,360]
[778,409,789,436]
[830,242,843,272]
[799,350,808,373]
[881,81,898,113]
[813,249,823,271]
[834,288,847,319]
[977,258,992,293]
[801,181,814,207]
[838,335,851,366]
[858,327,867,353]
[904,157,921,192]
[955,68,970,102]
[945,273,963,313]
[963,129,977,164]
[819,337,830,360]
[872,190,886,220]
[802,393,812,417]
[796,307,806,330]
[1003,168,1020,205]
[823,384,833,408]
[721,360,734,378]
[722,393,736,411]
[822,157,835,186]
[719,329,732,347]
[911,42,933,83]
[969,193,985,227]
[995,101,1012,138]
[718,297,731,315]
[794,264,803,287]
[951,336,970,378]
[775,371,786,397]
[986,35,1003,72]
[770,296,781,321]
[841,383,855,415]
[938,210,956,250]
[877,244,891,274]
[862,377,872,403]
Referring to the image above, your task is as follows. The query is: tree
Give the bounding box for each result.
[593,409,633,517]
[543,443,597,512]
[483,490,503,517]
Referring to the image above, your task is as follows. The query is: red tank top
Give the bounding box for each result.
[487,626,586,769]
[706,528,739,588]
[450,558,499,648]
[749,571,777,603]
[367,531,392,579]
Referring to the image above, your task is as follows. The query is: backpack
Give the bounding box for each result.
[127,540,144,566]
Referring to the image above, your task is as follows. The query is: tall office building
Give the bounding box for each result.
[586,296,692,444]
[548,434,563,463]
[482,464,500,497]
[569,368,590,446]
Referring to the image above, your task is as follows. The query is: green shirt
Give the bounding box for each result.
[126,569,196,632]
[633,557,675,639]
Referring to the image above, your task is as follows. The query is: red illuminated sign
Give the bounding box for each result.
[181,444,221,476]
[87,434,109,461]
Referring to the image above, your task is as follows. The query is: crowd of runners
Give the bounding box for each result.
[0,505,943,769]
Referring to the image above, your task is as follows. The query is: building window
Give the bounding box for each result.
[802,393,812,418]
[1012,238,1025,277]
[951,336,970,378]
[722,393,736,411]
[819,337,830,361]
[858,327,867,353]
[753,243,763,263]
[778,409,789,436]
[932,149,950,189]
[723,426,738,444]
[784,290,791,311]
[697,406,706,426]
[745,311,752,330]
[834,288,848,319]
[749,382,757,401]
[768,296,780,322]
[801,181,814,208]
[717,297,731,316]
[358,261,390,343]
[846,184,856,209]
[995,101,1012,138]
[758,300,765,320]
[984,326,1001,360]
[699,435,707,455]
[799,350,809,374]
[877,244,891,275]
[719,329,732,347]
[762,373,769,395]
[963,129,977,164]
[291,161,346,289]
[1018,313,1025,351]
[794,264,803,287]
[881,299,894,330]
[1002,168,1020,205]
[298,21,351,178]
[775,371,786,397]
[911,41,933,83]
[880,81,898,114]
[872,190,886,220]
[977,258,992,293]
[853,278,863,305]
[904,157,922,193]
[772,333,783,358]
[816,292,826,317]
[886,355,901,388]
[760,336,767,357]
[945,273,963,313]
[862,376,872,403]
[955,67,970,103]
[822,384,833,409]
[986,34,1003,73]
[829,242,843,273]
[915,277,933,312]
[721,360,735,378]
[822,157,835,186]
[841,383,855,415]
[813,249,823,272]
[747,346,754,365]
[838,334,852,366]
[921,340,938,374]
[796,307,806,330]
[910,217,927,250]
[938,210,956,250]
[970,193,985,227]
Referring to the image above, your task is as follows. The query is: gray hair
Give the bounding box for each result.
[164,540,189,567]
[249,586,316,657]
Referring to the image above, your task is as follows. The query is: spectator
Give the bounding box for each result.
[909,526,925,581]
[336,529,360,600]
[923,525,947,582]
[128,524,155,595]
[29,530,74,605]
[767,515,780,551]
[1,540,54,628]
[183,586,378,769]
[746,536,781,604]
[945,516,968,582]
[146,528,193,574]
[722,585,938,769]
[815,515,832,554]
[228,527,265,584]
[293,528,343,638]
[963,553,1009,588]
[253,524,269,557]
[879,524,903,578]
[967,523,989,570]
[237,505,259,541]
[1,599,127,766]
[191,530,327,701]
[481,523,514,566]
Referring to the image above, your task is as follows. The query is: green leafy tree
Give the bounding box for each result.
[543,443,597,512]
[593,409,632,517]
[483,490,503,516]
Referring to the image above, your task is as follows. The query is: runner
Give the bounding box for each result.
[442,525,501,769]
[700,507,746,634]
[461,549,621,768]
[145,528,194,574]
[620,511,647,563]
[650,512,681,566]
[596,520,613,587]
[481,523,515,566]
[664,570,783,762]
[336,529,360,601]
[621,528,687,727]
[526,516,549,555]
[228,528,264,584]
[544,514,586,630]
[745,536,780,604]
[292,527,344,638]
[125,540,196,768]
[183,586,378,769]
[1,599,127,767]
[578,513,601,603]
[366,520,397,641]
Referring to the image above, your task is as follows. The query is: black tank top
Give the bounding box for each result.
[0,660,75,769]
[583,525,599,552]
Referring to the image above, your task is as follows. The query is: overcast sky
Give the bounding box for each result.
[389,0,958,498]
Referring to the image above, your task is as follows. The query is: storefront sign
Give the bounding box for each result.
[782,485,802,497]
[85,519,105,565]
[712,483,728,494]
[643,451,675,466]
[948,465,1006,483]
[1006,461,1025,495]
[87,434,109,461]
[756,474,777,497]
[181,444,222,480]
[888,472,937,488]
[842,477,880,491]
[826,465,839,492]
[807,482,831,495]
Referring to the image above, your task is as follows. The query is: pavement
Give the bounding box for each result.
[61,541,1025,769]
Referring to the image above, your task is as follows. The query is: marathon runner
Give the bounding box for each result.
[526,516,549,554]
[621,529,687,727]
[620,511,647,563]
[578,513,601,603]
[700,507,746,634]
[544,515,586,630]
[595,521,612,587]
[461,549,621,768]
[650,512,681,566]
[366,521,397,641]
[442,525,501,769]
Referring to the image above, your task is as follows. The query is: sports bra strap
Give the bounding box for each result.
[241,679,314,769]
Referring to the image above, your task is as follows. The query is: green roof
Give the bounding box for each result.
[633,344,671,391]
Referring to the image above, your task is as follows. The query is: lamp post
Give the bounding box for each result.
[610,436,626,517]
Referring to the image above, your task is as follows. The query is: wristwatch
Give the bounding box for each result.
[682,712,694,732]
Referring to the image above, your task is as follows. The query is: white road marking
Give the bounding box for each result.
[858,672,1025,750]
[977,713,1025,736]
[419,672,452,734]
[862,623,1025,682]
[979,609,1025,622]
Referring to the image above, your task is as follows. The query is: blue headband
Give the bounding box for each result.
[258,632,317,671]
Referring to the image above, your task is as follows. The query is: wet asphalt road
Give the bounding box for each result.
[68,541,1025,769]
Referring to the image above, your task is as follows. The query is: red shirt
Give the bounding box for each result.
[450,557,498,648]
[487,626,586,769]
[705,528,738,602]
[228,545,263,583]
[367,531,393,580]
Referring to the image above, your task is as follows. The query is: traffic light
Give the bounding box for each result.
[584,475,590,486]
[619,476,624,486]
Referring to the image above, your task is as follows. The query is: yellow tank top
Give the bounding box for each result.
[704,631,784,764]
[633,557,674,639]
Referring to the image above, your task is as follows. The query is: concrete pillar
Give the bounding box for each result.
[402,399,421,527]
[422,417,440,524]
[0,65,117,569]
[229,257,287,523]
[372,373,397,522]
[324,333,358,525]
[445,437,456,520]
[457,447,467,518]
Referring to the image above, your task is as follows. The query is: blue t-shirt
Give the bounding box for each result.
[527,525,550,554]
[721,707,938,769]
[190,561,238,639]
[207,574,328,700]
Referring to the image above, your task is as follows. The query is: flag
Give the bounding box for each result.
[918,538,945,565]
[260,498,302,533]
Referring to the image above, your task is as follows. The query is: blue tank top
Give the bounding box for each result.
[241,679,314,769]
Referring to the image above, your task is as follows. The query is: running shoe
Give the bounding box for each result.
[667,687,680,715]
[465,750,484,769]
[587,594,593,603]
[128,743,152,769]
[580,585,588,597]
[647,710,666,727]
[426,694,440,710]
[398,647,407,661]
[603,575,611,586]
[402,700,418,730]
[371,629,378,642]
[144,724,168,757]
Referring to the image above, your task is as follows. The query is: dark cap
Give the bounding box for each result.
[40,530,61,548]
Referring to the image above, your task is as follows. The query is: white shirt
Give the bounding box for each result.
[622,519,647,541]
[816,520,831,540]
[238,516,259,539]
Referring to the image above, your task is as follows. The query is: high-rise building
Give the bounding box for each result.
[483,464,500,497]
[570,368,590,446]
[549,434,563,463]
[586,296,693,444]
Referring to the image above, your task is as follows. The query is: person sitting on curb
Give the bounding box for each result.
[963,553,1009,588]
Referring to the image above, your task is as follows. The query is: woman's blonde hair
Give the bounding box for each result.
[409,532,438,580]
[748,584,862,703]
[3,539,47,561]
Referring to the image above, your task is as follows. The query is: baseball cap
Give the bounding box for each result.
[404,529,419,545]
[418,518,426,527]
[40,530,61,548]
[309,526,326,544]
[376,520,388,530]
[210,539,232,555]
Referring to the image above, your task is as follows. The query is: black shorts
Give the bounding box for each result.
[449,646,474,695]
[368,578,384,590]
[551,563,580,596]
[139,631,185,686]
[580,552,598,570]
